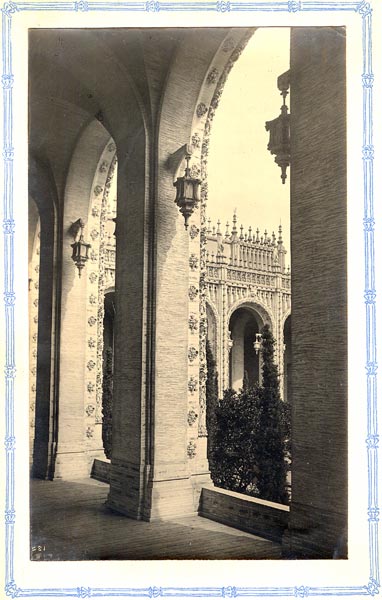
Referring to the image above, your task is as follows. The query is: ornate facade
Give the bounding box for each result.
[204,213,291,400]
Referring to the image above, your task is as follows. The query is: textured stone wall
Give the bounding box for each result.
[286,26,347,558]
[200,486,289,543]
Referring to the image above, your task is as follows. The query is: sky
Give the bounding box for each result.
[207,27,291,258]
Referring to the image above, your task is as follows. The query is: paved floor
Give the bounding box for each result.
[30,478,282,561]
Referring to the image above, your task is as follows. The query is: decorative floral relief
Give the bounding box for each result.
[202,140,209,156]
[33,315,38,323]
[187,440,197,458]
[189,224,199,240]
[31,367,37,376]
[34,281,39,289]
[199,317,207,337]
[108,142,116,153]
[207,67,219,84]
[88,337,96,348]
[196,103,208,118]
[191,132,201,148]
[188,347,198,362]
[33,298,38,307]
[85,426,94,439]
[90,250,98,262]
[87,382,95,393]
[94,185,103,197]
[88,316,97,327]
[90,229,99,241]
[188,376,198,394]
[99,161,109,173]
[188,285,199,301]
[87,360,96,371]
[189,254,199,271]
[189,315,198,333]
[92,206,100,218]
[85,404,95,417]
[190,164,201,179]
[89,294,97,305]
[187,409,198,426]
[89,272,98,283]
[199,367,207,382]
[32,333,37,342]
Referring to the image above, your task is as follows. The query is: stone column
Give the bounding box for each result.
[284,27,347,558]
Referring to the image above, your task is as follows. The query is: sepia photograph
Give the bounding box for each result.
[28,24,346,561]
[1,0,380,597]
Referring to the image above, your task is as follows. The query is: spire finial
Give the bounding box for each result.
[207,218,212,234]
[232,209,238,236]
[278,223,283,243]
[225,221,230,238]
[248,226,252,242]
[240,224,244,240]
[217,219,221,234]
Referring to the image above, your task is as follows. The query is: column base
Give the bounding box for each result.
[54,450,92,479]
[107,460,198,521]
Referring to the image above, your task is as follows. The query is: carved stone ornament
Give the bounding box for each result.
[92,206,100,218]
[88,337,96,348]
[90,250,98,262]
[189,224,200,240]
[189,315,198,333]
[94,185,103,197]
[85,426,94,439]
[89,294,97,305]
[196,103,208,118]
[189,253,199,271]
[187,440,197,459]
[85,404,95,417]
[33,298,38,307]
[188,347,198,362]
[188,285,199,301]
[108,142,116,153]
[199,317,207,337]
[32,333,37,342]
[88,316,97,327]
[90,229,99,241]
[87,382,95,393]
[99,161,109,173]
[222,37,235,53]
[33,315,38,323]
[199,367,207,382]
[191,133,201,148]
[188,409,198,426]
[89,272,98,283]
[207,67,219,84]
[190,164,201,179]
[87,360,96,371]
[188,376,198,394]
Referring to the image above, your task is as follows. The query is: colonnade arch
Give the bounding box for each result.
[29,27,347,558]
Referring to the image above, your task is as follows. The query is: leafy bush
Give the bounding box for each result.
[207,324,290,504]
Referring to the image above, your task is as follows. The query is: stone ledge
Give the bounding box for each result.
[199,486,289,542]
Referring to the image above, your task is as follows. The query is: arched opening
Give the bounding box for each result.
[229,306,264,390]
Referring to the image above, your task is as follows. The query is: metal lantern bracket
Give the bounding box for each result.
[70,218,91,278]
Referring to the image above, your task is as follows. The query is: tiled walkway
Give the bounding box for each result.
[30,478,282,561]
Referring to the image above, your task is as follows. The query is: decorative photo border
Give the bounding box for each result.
[2,0,378,598]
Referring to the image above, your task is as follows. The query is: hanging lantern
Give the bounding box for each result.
[253,333,263,356]
[265,70,290,184]
[173,152,201,229]
[70,218,91,278]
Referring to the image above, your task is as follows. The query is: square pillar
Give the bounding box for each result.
[284,27,347,558]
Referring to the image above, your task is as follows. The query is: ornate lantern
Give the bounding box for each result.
[173,152,201,229]
[70,218,91,277]
[253,333,263,356]
[265,70,290,184]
